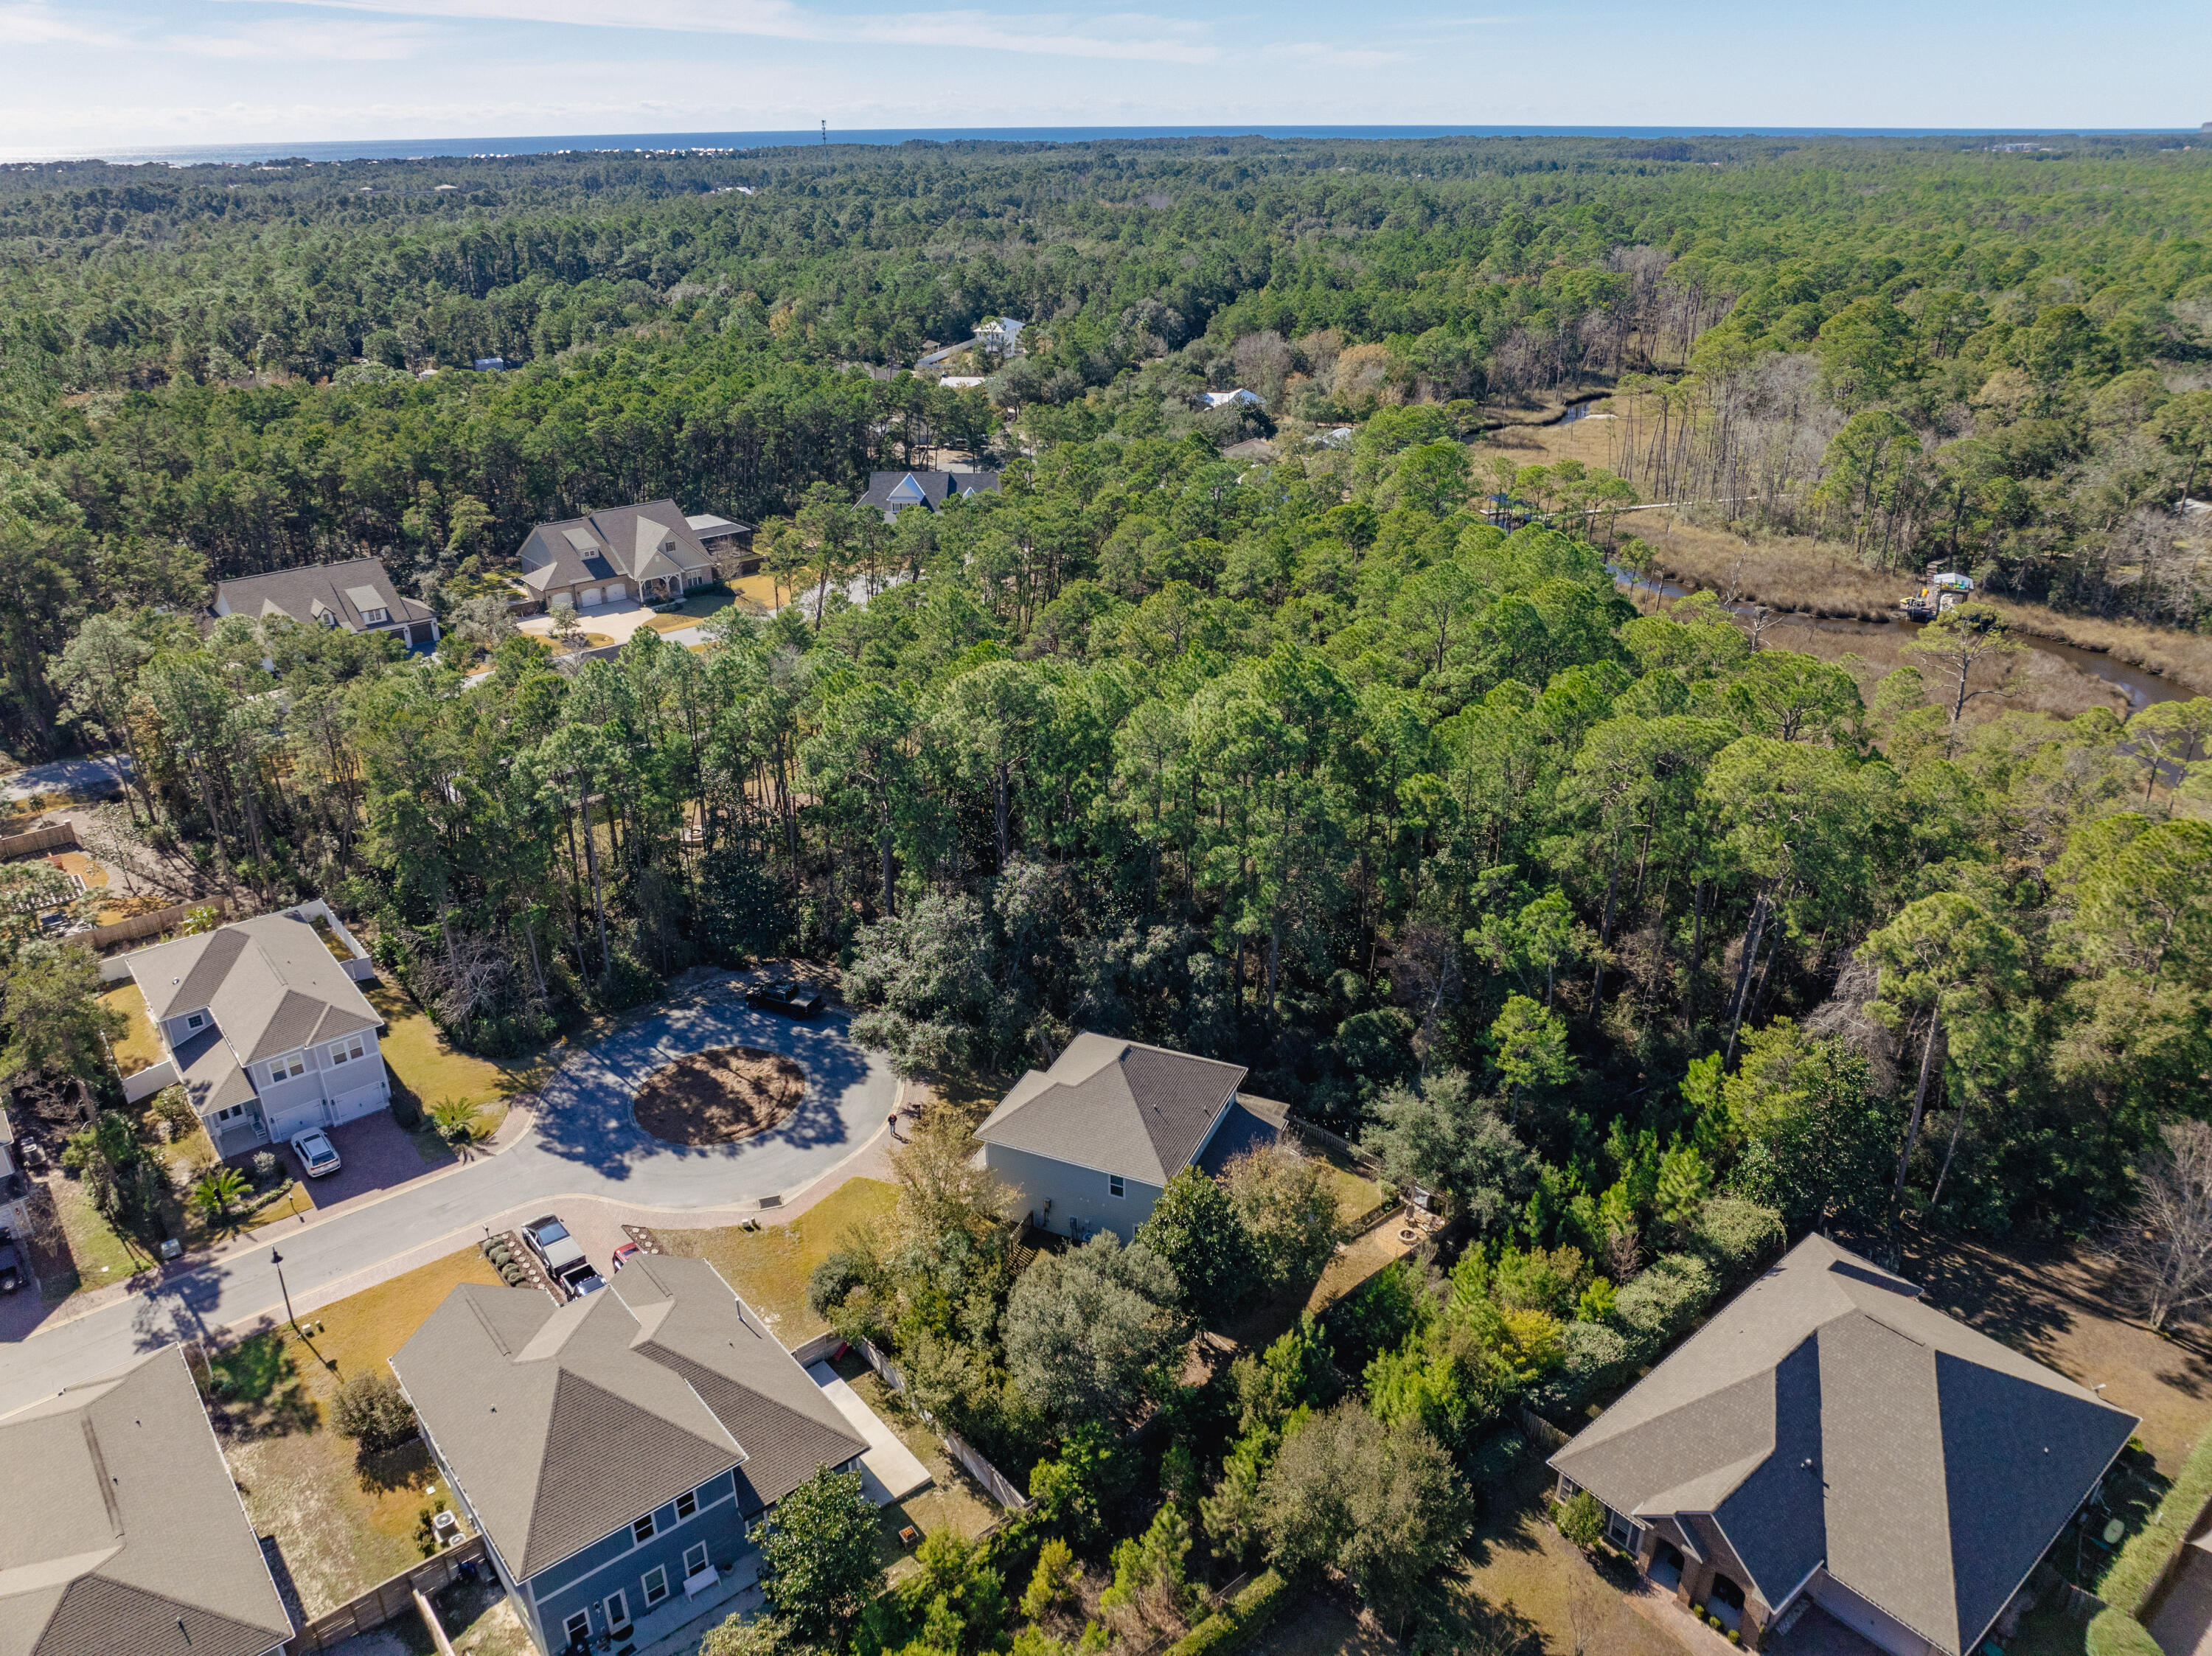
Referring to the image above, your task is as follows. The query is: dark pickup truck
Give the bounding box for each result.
[0,1229,24,1294]
[746,979,824,1017]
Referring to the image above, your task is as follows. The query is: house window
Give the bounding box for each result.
[642,1565,669,1607]
[603,1589,630,1631]
[213,1104,246,1123]
[332,1034,366,1066]
[675,1489,698,1520]
[186,1012,206,1031]
[684,1542,710,1578]
[1108,1175,1125,1198]
[268,1054,304,1085]
[363,608,389,625]
[563,1610,591,1645]
[633,1513,656,1545]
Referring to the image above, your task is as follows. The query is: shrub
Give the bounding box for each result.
[251,1151,279,1184]
[2101,1423,2212,1611]
[808,1251,871,1318]
[1542,1319,1631,1410]
[1554,1490,1606,1550]
[1610,1253,1717,1359]
[1161,1570,1287,1656]
[389,1088,424,1131]
[2087,1608,2166,1656]
[329,1373,419,1454]
[1690,1198,1784,1282]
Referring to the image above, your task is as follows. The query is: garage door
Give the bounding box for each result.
[578,586,603,608]
[603,582,627,602]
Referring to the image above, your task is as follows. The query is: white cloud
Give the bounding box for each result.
[1263,40,1407,67]
[0,3,129,46]
[168,18,440,58]
[255,0,1222,63]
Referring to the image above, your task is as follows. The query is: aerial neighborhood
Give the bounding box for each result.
[2,122,2211,1656]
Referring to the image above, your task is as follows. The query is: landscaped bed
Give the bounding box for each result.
[632,1043,806,1146]
[208,1244,502,1621]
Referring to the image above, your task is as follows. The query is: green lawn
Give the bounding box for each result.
[661,1176,900,1346]
[368,980,552,1135]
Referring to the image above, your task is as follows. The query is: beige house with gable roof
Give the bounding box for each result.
[122,903,387,1157]
[513,500,751,613]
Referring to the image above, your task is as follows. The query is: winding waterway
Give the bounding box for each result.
[1613,572,2192,714]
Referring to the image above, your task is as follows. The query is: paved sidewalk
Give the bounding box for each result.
[31,1086,544,1336]
[0,978,894,1413]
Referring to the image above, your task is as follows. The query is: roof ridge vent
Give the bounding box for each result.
[465,1291,513,1357]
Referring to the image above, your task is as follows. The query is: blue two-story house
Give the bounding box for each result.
[392,1255,869,1656]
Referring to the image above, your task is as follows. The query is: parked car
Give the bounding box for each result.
[289,1127,343,1179]
[521,1214,587,1276]
[747,978,824,1017]
[611,1242,641,1273]
[557,1259,607,1298]
[0,1230,21,1293]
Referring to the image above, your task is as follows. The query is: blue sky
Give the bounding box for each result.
[1,0,2204,156]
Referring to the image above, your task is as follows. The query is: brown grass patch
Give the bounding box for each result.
[633,1043,805,1146]
[212,1245,502,1618]
[661,1176,900,1346]
[1903,1228,2212,1477]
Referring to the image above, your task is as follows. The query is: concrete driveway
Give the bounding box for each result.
[0,984,893,1413]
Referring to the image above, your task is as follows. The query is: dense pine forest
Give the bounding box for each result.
[9,128,2212,1656]
[4,130,2211,1259]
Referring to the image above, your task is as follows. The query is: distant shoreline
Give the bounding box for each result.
[5,125,2199,168]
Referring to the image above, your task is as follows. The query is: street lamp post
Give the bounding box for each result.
[270,1247,296,1330]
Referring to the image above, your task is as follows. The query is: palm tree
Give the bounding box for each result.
[191,1166,248,1225]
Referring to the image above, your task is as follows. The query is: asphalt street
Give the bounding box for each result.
[0,989,892,1415]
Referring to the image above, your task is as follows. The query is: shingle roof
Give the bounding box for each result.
[1548,1234,2137,1656]
[0,1346,292,1656]
[392,1256,867,1582]
[974,1033,1246,1186]
[515,500,718,591]
[212,557,429,633]
[857,470,1001,511]
[127,912,380,1065]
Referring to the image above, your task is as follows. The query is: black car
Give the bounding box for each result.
[747,978,824,1017]
[0,1231,22,1294]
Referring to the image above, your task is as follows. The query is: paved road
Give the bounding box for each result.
[0,989,892,1414]
[0,753,131,803]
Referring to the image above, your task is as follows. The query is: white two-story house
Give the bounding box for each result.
[124,907,389,1158]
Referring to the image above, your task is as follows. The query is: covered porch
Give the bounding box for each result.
[615,1547,763,1656]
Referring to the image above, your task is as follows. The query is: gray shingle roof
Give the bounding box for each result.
[1548,1234,2137,1656]
[974,1033,1246,1186]
[0,1346,292,1656]
[126,912,380,1065]
[391,1256,866,1582]
[212,557,430,634]
[515,500,719,591]
[857,470,1001,511]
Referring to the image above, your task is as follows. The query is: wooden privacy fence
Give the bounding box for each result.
[285,1534,487,1654]
[89,897,232,964]
[1517,1405,1572,1452]
[855,1337,1032,1511]
[0,823,78,858]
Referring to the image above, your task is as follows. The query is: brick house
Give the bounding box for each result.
[1548,1234,2137,1655]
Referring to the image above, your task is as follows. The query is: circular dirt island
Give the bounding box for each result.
[633,1045,807,1147]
